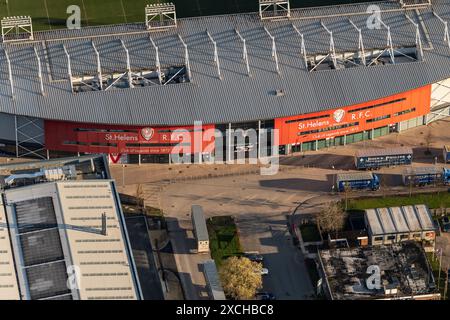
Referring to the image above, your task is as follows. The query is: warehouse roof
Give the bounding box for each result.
[365,204,435,236]
[1,1,450,126]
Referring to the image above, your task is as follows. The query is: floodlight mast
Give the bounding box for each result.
[376,16,395,64]
[206,29,222,80]
[264,26,280,75]
[405,14,424,61]
[235,29,251,77]
[91,41,103,90]
[4,49,14,99]
[33,47,45,96]
[1,16,34,43]
[433,11,450,52]
[259,0,291,20]
[320,21,337,69]
[120,40,134,89]
[348,19,366,66]
[62,45,74,94]
[178,34,192,81]
[292,24,308,70]
[149,37,162,85]
[145,3,177,30]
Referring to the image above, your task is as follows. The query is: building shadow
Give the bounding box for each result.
[280,153,356,170]
[125,216,165,300]
[259,178,332,192]
[165,217,198,254]
[412,147,446,164]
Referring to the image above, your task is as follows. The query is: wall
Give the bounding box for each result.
[45,121,215,156]
[275,85,431,146]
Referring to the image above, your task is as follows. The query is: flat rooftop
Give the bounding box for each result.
[0,155,110,190]
[2,179,141,300]
[319,241,439,300]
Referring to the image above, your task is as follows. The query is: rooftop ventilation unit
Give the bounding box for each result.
[145,3,177,30]
[1,16,33,43]
[259,0,290,21]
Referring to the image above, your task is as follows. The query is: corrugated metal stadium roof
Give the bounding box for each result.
[1,1,450,126]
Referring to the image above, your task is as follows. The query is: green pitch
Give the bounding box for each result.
[0,0,375,31]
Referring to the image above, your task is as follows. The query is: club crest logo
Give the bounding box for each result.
[333,109,345,123]
[141,127,154,141]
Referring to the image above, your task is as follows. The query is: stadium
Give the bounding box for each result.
[1,0,450,164]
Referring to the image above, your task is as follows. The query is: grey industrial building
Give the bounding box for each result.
[364,204,436,247]
[0,155,143,300]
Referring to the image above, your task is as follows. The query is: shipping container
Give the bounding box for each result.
[191,205,209,253]
[402,167,442,186]
[444,146,450,163]
[336,172,380,192]
[355,147,413,170]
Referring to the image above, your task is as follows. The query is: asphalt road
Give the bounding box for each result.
[125,216,165,300]
[166,218,211,300]
[237,214,314,300]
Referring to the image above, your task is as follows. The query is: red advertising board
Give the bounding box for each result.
[45,121,215,155]
[275,85,431,146]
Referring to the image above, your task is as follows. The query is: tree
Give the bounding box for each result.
[219,256,262,300]
[135,184,145,214]
[316,201,346,238]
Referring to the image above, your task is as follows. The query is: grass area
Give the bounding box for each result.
[300,224,322,242]
[207,216,243,268]
[1,0,378,31]
[426,253,449,299]
[346,191,450,210]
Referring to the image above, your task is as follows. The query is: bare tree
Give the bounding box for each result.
[317,202,346,238]
[219,256,262,300]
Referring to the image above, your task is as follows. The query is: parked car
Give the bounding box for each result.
[245,252,264,263]
[260,268,269,275]
[255,292,276,300]
[442,216,450,232]
[254,267,269,276]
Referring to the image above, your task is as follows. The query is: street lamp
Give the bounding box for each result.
[122,164,126,188]
[331,165,335,193]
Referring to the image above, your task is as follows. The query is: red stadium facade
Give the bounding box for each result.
[275,85,431,149]
[45,85,431,163]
